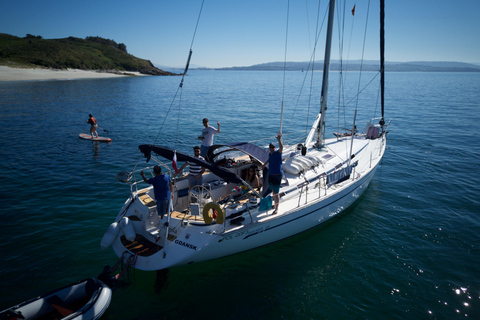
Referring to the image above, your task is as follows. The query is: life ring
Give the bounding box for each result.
[203,202,224,224]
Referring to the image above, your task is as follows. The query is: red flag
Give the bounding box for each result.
[172,151,178,174]
[351,5,356,16]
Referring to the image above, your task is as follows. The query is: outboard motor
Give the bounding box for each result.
[115,171,133,183]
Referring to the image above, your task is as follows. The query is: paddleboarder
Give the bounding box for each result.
[87,114,99,138]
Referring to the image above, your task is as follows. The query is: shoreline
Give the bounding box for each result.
[0,66,148,82]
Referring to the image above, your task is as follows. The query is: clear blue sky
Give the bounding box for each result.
[1,0,479,68]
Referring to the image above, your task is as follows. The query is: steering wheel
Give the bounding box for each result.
[189,185,215,210]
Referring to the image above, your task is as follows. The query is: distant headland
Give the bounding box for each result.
[193,60,480,72]
[2,33,478,75]
[0,33,177,76]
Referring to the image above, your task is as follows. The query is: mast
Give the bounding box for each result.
[380,0,385,125]
[316,0,336,147]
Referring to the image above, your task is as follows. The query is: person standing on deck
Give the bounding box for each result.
[198,118,220,159]
[140,166,174,220]
[87,114,99,138]
[261,133,283,214]
[174,146,205,189]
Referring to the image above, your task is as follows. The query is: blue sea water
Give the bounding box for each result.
[0,71,479,319]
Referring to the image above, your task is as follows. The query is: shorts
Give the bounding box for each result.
[188,174,203,188]
[268,174,282,193]
[200,145,210,159]
[157,199,169,217]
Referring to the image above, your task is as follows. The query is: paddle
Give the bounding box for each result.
[98,126,109,134]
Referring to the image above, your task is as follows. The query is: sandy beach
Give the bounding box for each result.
[0,66,147,81]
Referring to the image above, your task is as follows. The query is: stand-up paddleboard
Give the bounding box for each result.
[79,133,112,142]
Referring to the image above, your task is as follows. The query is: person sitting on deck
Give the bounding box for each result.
[346,125,358,135]
[244,167,260,189]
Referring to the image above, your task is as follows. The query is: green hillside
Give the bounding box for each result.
[0,33,176,75]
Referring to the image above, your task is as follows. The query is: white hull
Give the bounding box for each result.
[105,132,386,271]
[200,163,378,260]
[102,0,389,272]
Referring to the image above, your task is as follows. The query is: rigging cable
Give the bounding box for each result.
[316,0,336,147]
[336,0,346,136]
[280,0,291,136]
[354,0,371,115]
[380,0,385,122]
[335,0,356,134]
[285,0,327,144]
[305,0,324,141]
[151,0,205,150]
[336,0,345,138]
[303,0,317,142]
[340,0,357,134]
[304,0,324,142]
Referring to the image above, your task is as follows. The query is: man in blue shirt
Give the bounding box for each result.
[140,166,174,219]
[262,133,283,214]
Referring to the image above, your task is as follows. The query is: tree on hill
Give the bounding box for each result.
[117,43,127,53]
[86,36,127,53]
[25,34,42,39]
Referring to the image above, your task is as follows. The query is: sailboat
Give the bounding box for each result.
[101,0,389,271]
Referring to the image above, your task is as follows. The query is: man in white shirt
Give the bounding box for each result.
[198,118,220,159]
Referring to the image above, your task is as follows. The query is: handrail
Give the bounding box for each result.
[127,163,175,196]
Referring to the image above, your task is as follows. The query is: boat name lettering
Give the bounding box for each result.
[174,240,197,250]
[223,226,268,241]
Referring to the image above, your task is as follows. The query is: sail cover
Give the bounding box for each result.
[139,144,242,184]
[206,142,269,164]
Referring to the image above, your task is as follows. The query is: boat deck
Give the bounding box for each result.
[137,189,156,208]
[121,232,179,257]
[171,211,205,222]
[121,234,163,256]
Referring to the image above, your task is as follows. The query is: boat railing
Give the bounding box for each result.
[295,172,328,207]
[368,117,384,125]
[123,162,175,196]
